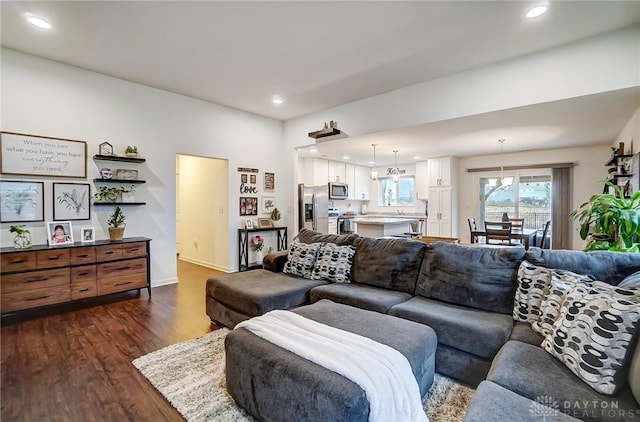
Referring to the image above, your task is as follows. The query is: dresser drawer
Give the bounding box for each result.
[71,280,97,300]
[97,273,147,295]
[1,252,37,273]
[70,247,96,264]
[97,258,146,278]
[122,242,146,258]
[96,244,124,262]
[37,249,70,268]
[1,286,71,313]
[71,265,96,283]
[1,268,70,294]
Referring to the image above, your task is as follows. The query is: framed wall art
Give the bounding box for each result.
[47,221,74,246]
[115,169,138,180]
[262,196,276,214]
[53,183,90,220]
[257,218,273,228]
[250,174,256,184]
[0,180,44,223]
[1,132,87,178]
[264,172,275,190]
[239,197,258,216]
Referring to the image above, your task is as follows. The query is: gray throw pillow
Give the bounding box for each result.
[542,283,640,395]
[311,243,356,284]
[620,271,640,289]
[283,239,321,279]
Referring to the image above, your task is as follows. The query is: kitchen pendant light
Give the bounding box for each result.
[370,144,378,180]
[392,150,400,182]
[490,139,513,189]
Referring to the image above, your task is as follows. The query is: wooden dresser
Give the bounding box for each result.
[1,237,151,315]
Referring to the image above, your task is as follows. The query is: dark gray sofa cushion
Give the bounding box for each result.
[434,343,493,388]
[310,283,412,313]
[465,381,581,422]
[206,269,328,316]
[351,237,426,294]
[415,243,526,314]
[525,247,640,285]
[296,228,359,246]
[510,321,544,346]
[389,296,513,358]
[488,340,640,422]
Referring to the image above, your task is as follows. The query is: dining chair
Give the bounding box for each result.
[509,218,525,229]
[537,220,551,249]
[484,221,514,246]
[468,218,483,243]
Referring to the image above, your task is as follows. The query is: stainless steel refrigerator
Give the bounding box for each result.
[298,183,328,234]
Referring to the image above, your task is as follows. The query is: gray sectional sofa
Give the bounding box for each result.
[205,228,640,421]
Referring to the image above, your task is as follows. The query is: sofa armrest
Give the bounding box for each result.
[263,250,289,272]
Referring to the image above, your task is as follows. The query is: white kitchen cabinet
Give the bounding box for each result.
[312,158,329,186]
[427,186,454,237]
[328,160,346,183]
[428,156,455,187]
[354,165,371,200]
[345,163,355,199]
[415,160,429,200]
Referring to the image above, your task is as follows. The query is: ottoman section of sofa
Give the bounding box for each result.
[205,269,328,328]
[225,299,437,422]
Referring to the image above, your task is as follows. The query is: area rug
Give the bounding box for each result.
[133,329,475,422]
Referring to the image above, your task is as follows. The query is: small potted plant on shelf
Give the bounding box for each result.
[9,224,32,249]
[107,206,126,241]
[270,207,281,225]
[94,185,135,203]
[125,146,138,158]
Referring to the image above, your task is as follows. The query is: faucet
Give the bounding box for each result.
[397,210,404,215]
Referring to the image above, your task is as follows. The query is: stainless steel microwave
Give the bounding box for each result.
[328,182,348,200]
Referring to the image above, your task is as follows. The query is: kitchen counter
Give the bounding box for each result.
[352,217,412,238]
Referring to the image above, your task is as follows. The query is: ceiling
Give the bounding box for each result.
[2,1,640,165]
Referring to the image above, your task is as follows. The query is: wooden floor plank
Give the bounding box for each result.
[1,259,224,422]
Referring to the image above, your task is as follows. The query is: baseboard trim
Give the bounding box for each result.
[179,257,231,273]
[151,277,178,288]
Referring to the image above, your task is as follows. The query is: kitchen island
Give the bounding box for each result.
[353,217,413,238]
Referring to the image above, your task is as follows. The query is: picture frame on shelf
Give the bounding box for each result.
[115,169,138,180]
[99,142,113,156]
[257,218,273,228]
[53,182,91,220]
[1,132,87,178]
[47,221,74,246]
[245,219,254,229]
[0,180,45,223]
[80,226,95,243]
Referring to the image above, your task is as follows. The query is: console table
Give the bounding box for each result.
[0,237,151,315]
[238,227,287,272]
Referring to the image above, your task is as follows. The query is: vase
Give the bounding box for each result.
[108,227,125,241]
[255,250,263,264]
[14,233,32,249]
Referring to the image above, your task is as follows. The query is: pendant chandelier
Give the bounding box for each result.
[392,150,400,182]
[370,144,378,180]
[488,139,514,189]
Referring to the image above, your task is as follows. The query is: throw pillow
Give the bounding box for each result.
[531,270,594,337]
[283,239,322,279]
[620,271,640,289]
[513,261,552,323]
[311,243,356,283]
[542,283,640,395]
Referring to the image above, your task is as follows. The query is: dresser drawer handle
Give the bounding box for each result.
[78,272,90,276]
[11,259,25,264]
[25,277,49,283]
[104,251,115,255]
[115,266,131,271]
[77,254,89,258]
[48,256,61,261]
[78,288,90,293]
[114,281,132,286]
[129,248,139,252]
[26,295,50,301]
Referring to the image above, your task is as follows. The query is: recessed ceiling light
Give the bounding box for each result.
[342,156,350,160]
[526,4,548,18]
[271,95,283,105]
[24,13,52,29]
[368,160,375,165]
[414,155,421,160]
[309,148,317,153]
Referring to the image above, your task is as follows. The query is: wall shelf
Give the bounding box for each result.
[605,154,633,166]
[308,128,341,139]
[93,154,146,163]
[93,202,146,206]
[93,178,146,184]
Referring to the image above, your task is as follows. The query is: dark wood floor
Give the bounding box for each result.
[1,259,225,422]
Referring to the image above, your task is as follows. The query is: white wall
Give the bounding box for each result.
[457,145,611,250]
[615,107,640,153]
[1,48,285,283]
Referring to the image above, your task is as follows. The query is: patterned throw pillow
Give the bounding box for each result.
[283,239,322,279]
[311,243,356,283]
[513,261,552,323]
[531,270,594,337]
[542,283,640,395]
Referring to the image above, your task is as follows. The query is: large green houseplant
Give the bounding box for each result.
[569,182,640,252]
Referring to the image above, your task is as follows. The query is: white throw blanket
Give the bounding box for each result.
[235,310,428,422]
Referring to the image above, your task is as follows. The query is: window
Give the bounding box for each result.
[479,173,551,230]
[378,176,415,206]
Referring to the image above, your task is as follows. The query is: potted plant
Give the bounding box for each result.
[94,185,135,203]
[569,182,640,252]
[125,146,138,158]
[107,206,126,241]
[270,207,281,224]
[9,224,32,249]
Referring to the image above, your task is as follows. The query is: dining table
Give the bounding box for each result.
[470,228,538,250]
